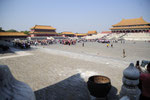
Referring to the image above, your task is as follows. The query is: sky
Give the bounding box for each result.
[0,0,150,33]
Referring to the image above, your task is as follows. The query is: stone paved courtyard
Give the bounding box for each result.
[0,41,150,100]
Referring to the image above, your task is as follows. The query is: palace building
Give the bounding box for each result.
[75,33,87,37]
[87,31,97,36]
[0,32,28,40]
[110,17,150,33]
[61,32,75,37]
[29,25,57,37]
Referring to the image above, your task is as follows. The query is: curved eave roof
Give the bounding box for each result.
[0,32,28,36]
[29,32,57,34]
[87,31,97,34]
[76,34,87,36]
[62,32,75,35]
[110,26,150,30]
[31,25,56,30]
[112,17,150,26]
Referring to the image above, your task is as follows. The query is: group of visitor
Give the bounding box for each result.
[136,61,150,100]
[29,39,57,46]
[13,40,30,49]
[11,37,126,48]
[59,39,76,45]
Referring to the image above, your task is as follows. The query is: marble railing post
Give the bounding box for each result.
[0,65,35,100]
[119,63,141,100]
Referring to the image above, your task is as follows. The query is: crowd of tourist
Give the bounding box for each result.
[136,61,150,100]
[59,39,76,45]
[13,40,30,49]
[11,38,115,49]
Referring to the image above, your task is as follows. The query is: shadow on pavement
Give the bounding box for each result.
[34,73,119,100]
[107,85,119,100]
[34,73,91,100]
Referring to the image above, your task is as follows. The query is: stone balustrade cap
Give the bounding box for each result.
[123,63,140,80]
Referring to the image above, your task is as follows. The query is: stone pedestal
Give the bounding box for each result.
[119,63,141,100]
[0,65,35,100]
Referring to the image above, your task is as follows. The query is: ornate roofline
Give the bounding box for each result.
[112,17,150,27]
[61,32,75,35]
[87,31,97,34]
[31,25,56,30]
[110,26,150,30]
[0,32,27,36]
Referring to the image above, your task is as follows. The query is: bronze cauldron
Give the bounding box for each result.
[87,75,111,98]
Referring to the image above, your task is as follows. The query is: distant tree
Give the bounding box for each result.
[6,29,18,32]
[20,31,29,35]
[0,27,5,32]
[23,31,29,35]
[58,32,62,35]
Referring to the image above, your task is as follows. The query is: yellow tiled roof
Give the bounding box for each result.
[76,34,87,36]
[0,32,28,36]
[110,26,150,30]
[31,25,56,30]
[29,31,57,34]
[112,17,150,26]
[61,32,75,35]
[87,31,97,34]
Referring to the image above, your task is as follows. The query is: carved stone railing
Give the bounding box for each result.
[119,63,141,100]
[0,65,35,100]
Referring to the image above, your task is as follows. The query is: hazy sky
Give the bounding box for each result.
[0,0,150,33]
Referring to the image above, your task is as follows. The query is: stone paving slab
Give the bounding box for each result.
[0,41,150,100]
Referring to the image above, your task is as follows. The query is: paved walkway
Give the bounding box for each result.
[0,48,32,60]
[0,41,149,100]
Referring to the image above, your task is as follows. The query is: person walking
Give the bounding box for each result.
[82,42,84,47]
[107,44,109,48]
[123,49,126,58]
[111,44,113,48]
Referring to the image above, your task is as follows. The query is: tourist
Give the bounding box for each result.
[106,44,109,48]
[34,41,37,46]
[136,62,150,100]
[82,42,84,47]
[136,60,140,68]
[111,44,113,48]
[123,49,126,58]
[68,41,70,46]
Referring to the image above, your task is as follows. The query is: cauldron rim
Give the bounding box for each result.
[88,75,111,84]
